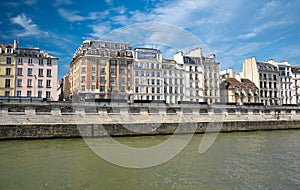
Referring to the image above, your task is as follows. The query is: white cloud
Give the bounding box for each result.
[105,0,113,5]
[10,14,48,37]
[237,32,256,40]
[58,8,109,22]
[88,23,111,39]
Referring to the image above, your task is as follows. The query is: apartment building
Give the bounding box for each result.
[70,40,133,99]
[132,48,163,101]
[0,40,58,100]
[266,60,293,105]
[291,67,300,105]
[220,68,258,104]
[174,48,220,103]
[162,59,185,104]
[15,47,58,100]
[243,57,280,106]
[202,55,220,103]
[0,43,15,96]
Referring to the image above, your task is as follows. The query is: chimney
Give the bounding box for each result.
[13,39,18,49]
[228,68,234,78]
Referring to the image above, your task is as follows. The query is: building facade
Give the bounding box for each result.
[0,43,15,96]
[15,47,58,100]
[133,48,163,101]
[162,59,185,104]
[266,60,293,105]
[70,40,133,100]
[0,40,58,100]
[292,67,300,105]
[243,57,280,106]
[174,48,220,103]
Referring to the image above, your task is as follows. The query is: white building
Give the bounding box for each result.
[291,67,300,105]
[162,59,185,104]
[133,48,163,101]
[266,60,293,105]
[174,48,220,103]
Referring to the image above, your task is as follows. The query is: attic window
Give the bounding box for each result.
[6,48,12,54]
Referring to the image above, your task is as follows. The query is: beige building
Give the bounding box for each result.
[70,40,133,100]
[243,57,280,106]
[0,43,15,96]
[220,74,258,104]
[174,48,220,103]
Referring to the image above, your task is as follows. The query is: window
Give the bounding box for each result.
[157,79,160,85]
[17,79,22,87]
[27,79,32,87]
[47,59,52,66]
[100,86,105,92]
[28,58,32,64]
[92,67,96,72]
[6,48,12,54]
[38,69,43,76]
[110,68,115,74]
[81,67,86,73]
[110,60,116,66]
[5,91,10,97]
[81,85,85,91]
[38,91,42,98]
[100,77,105,83]
[18,58,23,64]
[46,91,51,98]
[5,79,10,88]
[120,77,125,83]
[110,78,115,83]
[135,87,139,93]
[17,68,23,75]
[38,80,43,87]
[47,69,51,77]
[46,80,51,87]
[120,69,125,74]
[6,68,11,75]
[27,91,32,97]
[6,57,11,64]
[28,68,33,75]
[91,85,95,90]
[39,59,43,65]
[100,68,105,74]
[17,91,21,97]
[92,76,96,81]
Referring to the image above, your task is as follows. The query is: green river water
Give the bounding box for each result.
[0,130,299,190]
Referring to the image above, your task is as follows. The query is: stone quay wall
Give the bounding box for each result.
[1,99,300,139]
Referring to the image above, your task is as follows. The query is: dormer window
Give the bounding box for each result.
[6,48,12,54]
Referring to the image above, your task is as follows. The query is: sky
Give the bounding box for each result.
[0,0,300,79]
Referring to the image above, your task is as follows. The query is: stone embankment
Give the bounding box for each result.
[1,98,300,139]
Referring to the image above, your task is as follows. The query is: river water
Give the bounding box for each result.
[0,130,299,190]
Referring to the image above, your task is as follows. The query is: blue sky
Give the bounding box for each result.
[0,0,300,79]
